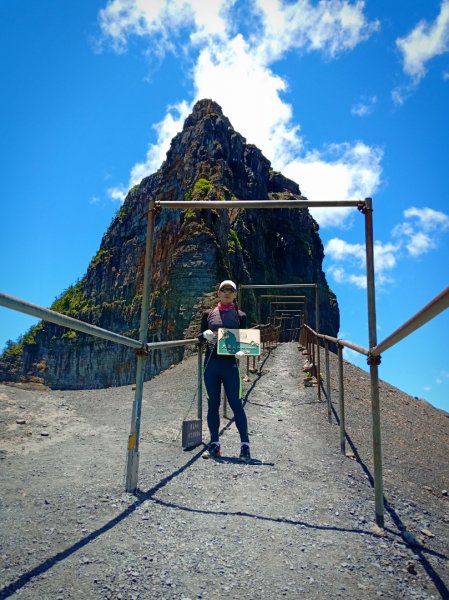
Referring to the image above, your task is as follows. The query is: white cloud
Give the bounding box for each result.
[253,0,379,62]
[98,0,381,220]
[406,231,434,257]
[128,100,191,187]
[325,205,449,289]
[436,370,449,385]
[325,238,365,264]
[324,237,397,288]
[107,185,127,203]
[284,142,383,227]
[392,206,449,257]
[98,0,233,53]
[395,1,449,86]
[328,265,367,288]
[193,35,302,168]
[404,206,449,230]
[374,241,398,274]
[351,95,377,116]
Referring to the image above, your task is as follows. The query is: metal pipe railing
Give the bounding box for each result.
[0,291,143,350]
[362,198,384,529]
[337,344,346,455]
[197,345,203,421]
[240,283,320,398]
[303,282,448,530]
[371,286,449,357]
[302,324,369,357]
[146,338,198,350]
[1,196,375,512]
[156,199,363,210]
[324,339,332,423]
[126,199,157,492]
[258,294,307,323]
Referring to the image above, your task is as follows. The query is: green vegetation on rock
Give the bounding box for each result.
[90,248,110,269]
[227,228,242,253]
[183,208,197,221]
[192,178,212,199]
[116,204,127,220]
[61,330,78,340]
[51,280,88,317]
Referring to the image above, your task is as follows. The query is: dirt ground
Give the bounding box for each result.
[1,342,448,599]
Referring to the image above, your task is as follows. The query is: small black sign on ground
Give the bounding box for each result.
[182,419,202,449]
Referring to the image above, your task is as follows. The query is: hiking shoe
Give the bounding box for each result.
[203,442,221,459]
[239,444,251,464]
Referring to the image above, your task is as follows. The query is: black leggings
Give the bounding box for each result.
[203,357,249,444]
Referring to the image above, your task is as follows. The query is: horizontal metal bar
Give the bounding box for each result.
[260,295,307,299]
[241,284,316,289]
[146,338,198,350]
[371,286,449,356]
[303,324,369,356]
[271,302,305,305]
[0,291,143,350]
[156,199,363,210]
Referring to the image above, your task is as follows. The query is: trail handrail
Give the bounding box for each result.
[0,291,199,352]
[371,286,449,357]
[1,196,386,526]
[302,323,369,357]
[156,199,363,209]
[301,284,449,531]
[0,292,143,350]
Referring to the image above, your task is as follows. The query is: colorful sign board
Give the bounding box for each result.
[217,328,261,356]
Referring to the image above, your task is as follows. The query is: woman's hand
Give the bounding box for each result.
[203,329,214,341]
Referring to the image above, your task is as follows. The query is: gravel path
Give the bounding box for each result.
[1,343,448,599]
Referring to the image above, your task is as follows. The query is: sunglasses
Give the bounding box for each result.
[220,287,235,293]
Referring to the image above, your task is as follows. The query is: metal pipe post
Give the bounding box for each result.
[316,286,321,400]
[125,198,157,493]
[364,198,384,528]
[324,339,332,422]
[197,344,203,420]
[311,334,315,373]
[337,345,346,454]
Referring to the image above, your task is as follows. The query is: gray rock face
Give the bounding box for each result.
[0,99,339,389]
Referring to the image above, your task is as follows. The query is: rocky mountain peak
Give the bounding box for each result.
[157,98,300,203]
[185,98,226,124]
[0,100,339,389]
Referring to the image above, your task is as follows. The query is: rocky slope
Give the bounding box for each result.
[0,99,339,389]
[0,344,448,599]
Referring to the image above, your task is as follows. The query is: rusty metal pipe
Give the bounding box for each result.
[371,286,449,356]
[324,339,332,422]
[126,198,157,492]
[157,199,363,210]
[338,345,346,454]
[364,198,384,529]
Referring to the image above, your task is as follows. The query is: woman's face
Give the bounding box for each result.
[218,286,236,303]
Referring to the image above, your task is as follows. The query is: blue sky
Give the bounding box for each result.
[1,0,448,412]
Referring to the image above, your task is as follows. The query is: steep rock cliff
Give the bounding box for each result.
[0,99,339,389]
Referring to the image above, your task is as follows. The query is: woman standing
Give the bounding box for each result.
[198,280,251,463]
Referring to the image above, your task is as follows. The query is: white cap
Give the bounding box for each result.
[219,280,237,291]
